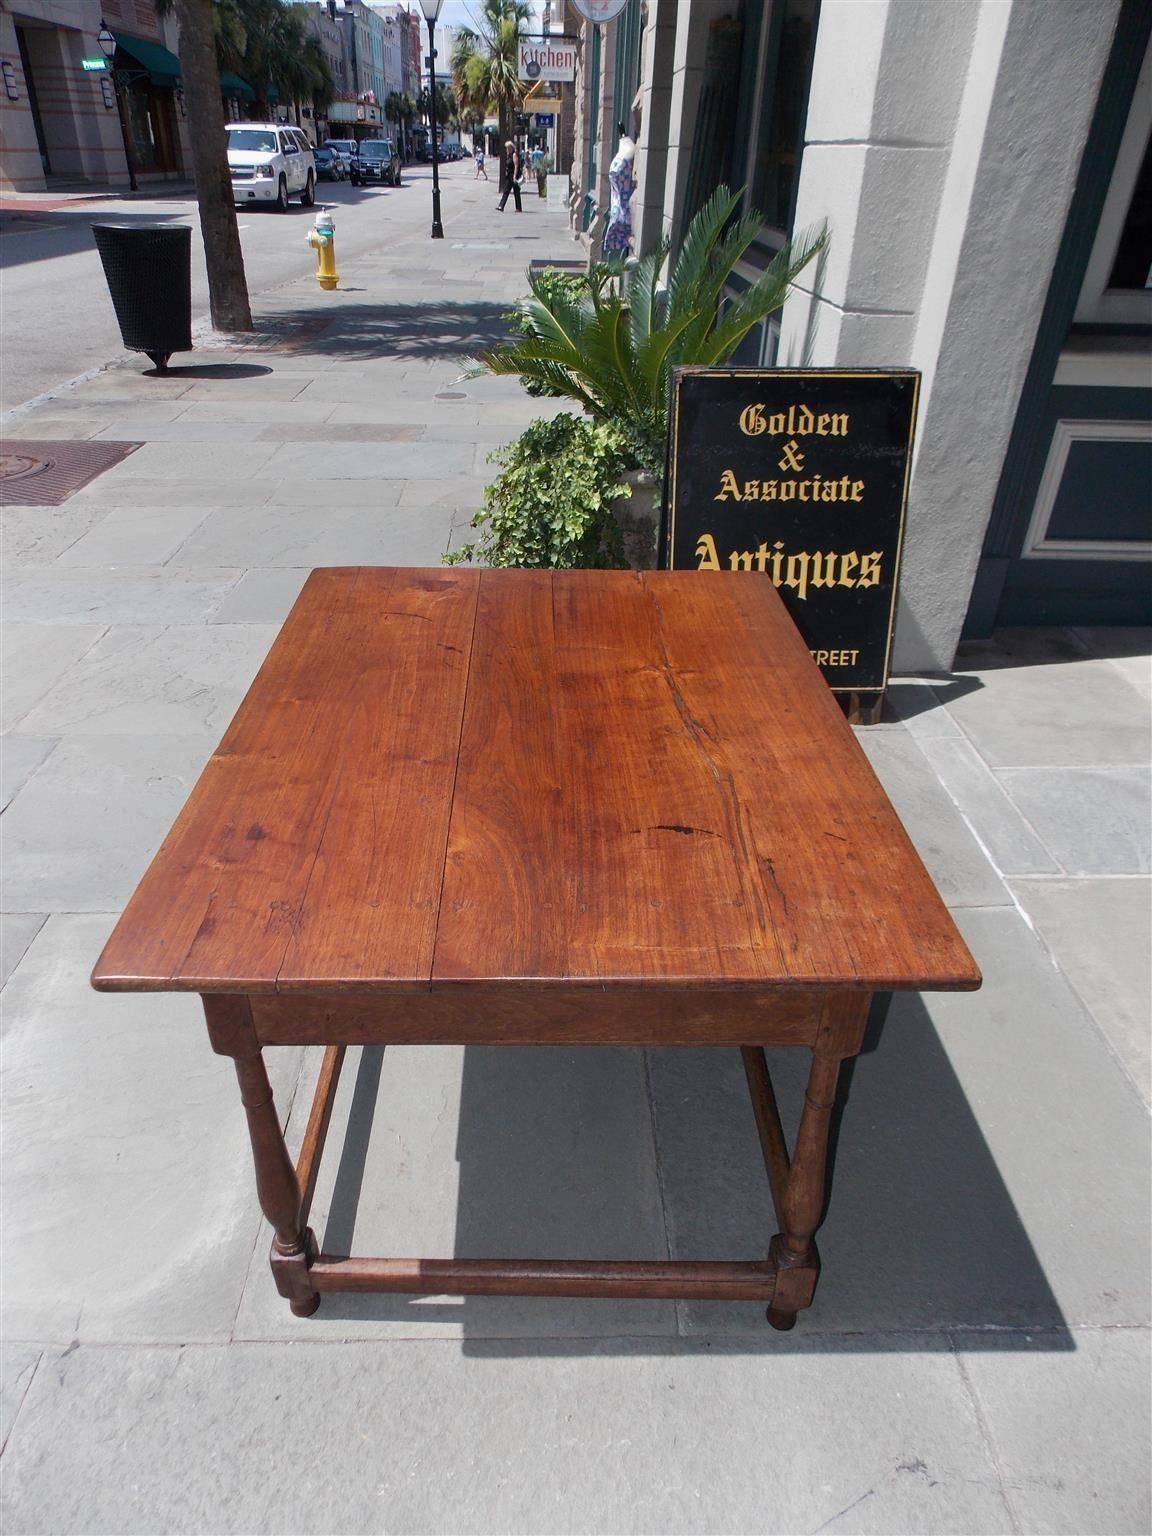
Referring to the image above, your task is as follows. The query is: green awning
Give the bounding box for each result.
[112,31,181,86]
[220,72,255,102]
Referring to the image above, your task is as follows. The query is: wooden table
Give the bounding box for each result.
[92,567,980,1329]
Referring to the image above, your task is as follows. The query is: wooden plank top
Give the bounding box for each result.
[92,567,980,996]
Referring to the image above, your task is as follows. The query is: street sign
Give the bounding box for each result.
[570,0,630,21]
[533,113,556,127]
[665,368,920,697]
[81,57,107,71]
[518,38,577,82]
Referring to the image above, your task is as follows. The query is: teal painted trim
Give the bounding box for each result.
[967,0,1152,635]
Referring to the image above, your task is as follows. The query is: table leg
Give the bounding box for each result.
[202,996,320,1317]
[765,994,869,1330]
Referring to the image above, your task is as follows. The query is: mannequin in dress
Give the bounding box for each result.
[602,133,636,256]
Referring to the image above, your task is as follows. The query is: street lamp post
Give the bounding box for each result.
[98,19,138,193]
[418,0,444,239]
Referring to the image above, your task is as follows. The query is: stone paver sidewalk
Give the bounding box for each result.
[1,171,1149,1535]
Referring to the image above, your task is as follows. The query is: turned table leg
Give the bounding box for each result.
[765,993,870,1330]
[202,996,320,1317]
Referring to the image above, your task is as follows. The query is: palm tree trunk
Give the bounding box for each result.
[172,0,252,332]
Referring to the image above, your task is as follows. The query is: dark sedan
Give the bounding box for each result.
[313,145,345,181]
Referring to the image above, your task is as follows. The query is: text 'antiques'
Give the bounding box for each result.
[666,370,920,695]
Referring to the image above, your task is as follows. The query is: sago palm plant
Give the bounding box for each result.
[477,187,827,475]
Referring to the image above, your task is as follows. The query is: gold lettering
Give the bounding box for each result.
[743,480,761,500]
[739,404,851,437]
[695,533,720,570]
[762,480,778,499]
[754,542,770,573]
[785,552,811,601]
[770,541,785,584]
[850,480,864,502]
[810,552,837,588]
[715,469,741,501]
[820,479,839,502]
[858,552,883,587]
[839,552,859,586]
[730,549,755,571]
[779,480,797,501]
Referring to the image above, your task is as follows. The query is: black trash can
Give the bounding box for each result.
[92,222,193,373]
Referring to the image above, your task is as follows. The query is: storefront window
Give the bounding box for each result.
[1107,131,1151,289]
[748,0,820,231]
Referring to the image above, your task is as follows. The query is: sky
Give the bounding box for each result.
[432,2,547,34]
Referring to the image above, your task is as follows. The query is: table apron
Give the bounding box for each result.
[247,988,844,1047]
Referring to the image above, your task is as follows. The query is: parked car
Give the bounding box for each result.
[227,123,315,210]
[325,139,359,170]
[313,144,345,181]
[351,139,401,187]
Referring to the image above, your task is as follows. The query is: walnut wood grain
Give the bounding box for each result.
[92,568,979,996]
[309,1256,777,1301]
[248,988,828,1046]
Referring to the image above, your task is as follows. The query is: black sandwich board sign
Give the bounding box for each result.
[665,368,920,704]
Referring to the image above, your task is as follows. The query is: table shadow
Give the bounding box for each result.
[315,992,1073,1355]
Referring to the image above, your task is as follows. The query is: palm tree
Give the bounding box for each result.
[385,90,417,158]
[477,188,828,476]
[450,0,531,145]
[160,0,252,331]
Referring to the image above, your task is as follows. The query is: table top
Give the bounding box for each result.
[92,567,980,997]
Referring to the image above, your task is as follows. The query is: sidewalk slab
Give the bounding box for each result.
[0,567,241,626]
[17,625,278,738]
[1010,876,1152,1102]
[856,731,1010,906]
[0,625,105,730]
[1,735,215,911]
[54,504,213,567]
[958,1328,1151,1536]
[0,916,46,989]
[0,737,56,810]
[994,765,1151,874]
[0,1338,1013,1536]
[1,915,301,1343]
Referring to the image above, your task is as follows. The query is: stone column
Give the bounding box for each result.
[777,0,1123,671]
[632,0,676,258]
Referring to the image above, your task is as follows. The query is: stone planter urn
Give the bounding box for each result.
[612,469,661,569]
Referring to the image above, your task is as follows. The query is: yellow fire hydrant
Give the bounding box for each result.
[307,209,338,291]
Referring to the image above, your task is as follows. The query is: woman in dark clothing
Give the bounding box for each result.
[496,140,522,212]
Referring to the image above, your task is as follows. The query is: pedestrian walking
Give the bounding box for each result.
[474,142,487,180]
[496,139,522,212]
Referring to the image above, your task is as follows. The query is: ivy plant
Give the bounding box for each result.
[444,412,633,569]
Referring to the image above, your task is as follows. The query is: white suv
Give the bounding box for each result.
[227,124,316,211]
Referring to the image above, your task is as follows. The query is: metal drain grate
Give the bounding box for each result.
[0,439,142,506]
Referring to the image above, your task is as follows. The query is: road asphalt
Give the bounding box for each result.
[0,164,470,413]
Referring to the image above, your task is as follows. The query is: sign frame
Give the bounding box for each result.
[517,36,578,83]
[664,366,921,700]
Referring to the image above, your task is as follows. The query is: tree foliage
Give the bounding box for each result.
[450,0,531,142]
[478,187,828,474]
[161,0,333,117]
